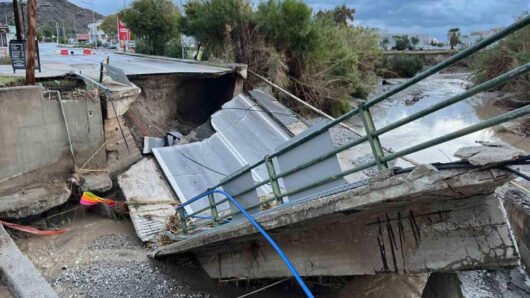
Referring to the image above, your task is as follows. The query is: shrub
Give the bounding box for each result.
[165,37,183,58]
[380,55,423,78]
[471,12,529,104]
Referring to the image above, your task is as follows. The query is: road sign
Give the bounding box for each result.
[9,40,41,73]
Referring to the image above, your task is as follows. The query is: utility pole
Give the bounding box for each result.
[25,0,35,85]
[12,0,23,40]
[66,12,76,42]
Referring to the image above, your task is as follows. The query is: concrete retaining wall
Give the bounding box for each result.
[0,86,106,194]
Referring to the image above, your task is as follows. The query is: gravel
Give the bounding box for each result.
[86,234,142,250]
[305,117,360,147]
[52,260,209,298]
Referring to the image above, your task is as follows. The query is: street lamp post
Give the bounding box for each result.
[81,0,97,49]
[65,12,77,43]
[51,21,59,44]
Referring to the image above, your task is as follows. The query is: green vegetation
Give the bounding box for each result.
[0,56,12,65]
[178,0,380,115]
[121,0,181,55]
[392,35,410,51]
[448,28,460,50]
[100,14,119,40]
[378,55,424,78]
[0,75,24,87]
[471,12,529,105]
[410,36,419,49]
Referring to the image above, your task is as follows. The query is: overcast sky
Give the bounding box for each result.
[14,0,530,41]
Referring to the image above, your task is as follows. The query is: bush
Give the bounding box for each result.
[0,56,12,65]
[135,39,151,55]
[379,55,423,78]
[471,12,529,104]
[165,37,183,58]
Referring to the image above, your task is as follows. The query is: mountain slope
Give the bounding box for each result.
[0,0,104,35]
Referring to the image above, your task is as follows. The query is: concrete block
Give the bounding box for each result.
[454,144,525,166]
[80,173,113,193]
[118,158,178,241]
[0,225,57,298]
[0,182,71,218]
[143,137,165,154]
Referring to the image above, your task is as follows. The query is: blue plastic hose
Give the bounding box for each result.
[177,190,314,297]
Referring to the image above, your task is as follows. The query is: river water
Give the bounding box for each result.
[347,72,528,167]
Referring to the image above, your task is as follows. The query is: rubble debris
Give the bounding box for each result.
[176,121,215,145]
[454,143,525,166]
[154,93,291,215]
[118,158,178,242]
[0,225,57,298]
[143,137,165,154]
[0,182,71,218]
[423,268,530,297]
[79,172,112,193]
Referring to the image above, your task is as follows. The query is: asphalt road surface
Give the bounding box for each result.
[0,43,230,79]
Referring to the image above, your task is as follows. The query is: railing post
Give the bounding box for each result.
[207,192,219,226]
[178,208,188,235]
[265,156,283,205]
[359,104,388,170]
[99,62,104,83]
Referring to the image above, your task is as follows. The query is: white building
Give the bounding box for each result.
[87,20,106,43]
[375,29,433,50]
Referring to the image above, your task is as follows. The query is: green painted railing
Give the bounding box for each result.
[176,15,530,234]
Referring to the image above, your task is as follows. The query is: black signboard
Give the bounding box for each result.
[9,40,41,73]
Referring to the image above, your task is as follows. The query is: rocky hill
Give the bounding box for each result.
[0,0,104,35]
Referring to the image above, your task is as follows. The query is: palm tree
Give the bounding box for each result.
[448,28,461,50]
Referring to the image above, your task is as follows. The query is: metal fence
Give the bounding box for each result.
[176,15,530,235]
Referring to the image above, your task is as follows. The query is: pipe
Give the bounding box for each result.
[176,190,314,298]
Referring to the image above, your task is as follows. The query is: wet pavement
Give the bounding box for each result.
[0,43,230,79]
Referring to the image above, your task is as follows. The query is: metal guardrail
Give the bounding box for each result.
[176,15,530,234]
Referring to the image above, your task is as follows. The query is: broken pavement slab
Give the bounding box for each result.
[79,172,112,193]
[118,158,178,242]
[156,166,519,278]
[0,182,71,218]
[0,225,57,298]
[454,143,525,166]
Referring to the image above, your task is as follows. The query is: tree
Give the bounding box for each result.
[315,4,355,26]
[392,35,410,51]
[448,27,461,50]
[100,14,118,40]
[121,0,180,55]
[180,0,252,60]
[410,36,419,49]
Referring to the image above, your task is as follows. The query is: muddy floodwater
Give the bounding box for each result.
[347,72,529,167]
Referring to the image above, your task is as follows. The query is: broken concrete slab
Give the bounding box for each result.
[248,89,308,136]
[118,158,178,242]
[156,166,518,278]
[454,143,525,166]
[103,82,141,119]
[498,180,530,274]
[105,116,142,175]
[0,225,57,298]
[153,94,292,215]
[193,194,519,278]
[79,172,112,193]
[423,268,530,297]
[0,182,71,218]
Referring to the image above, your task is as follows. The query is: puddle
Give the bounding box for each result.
[347,73,528,166]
